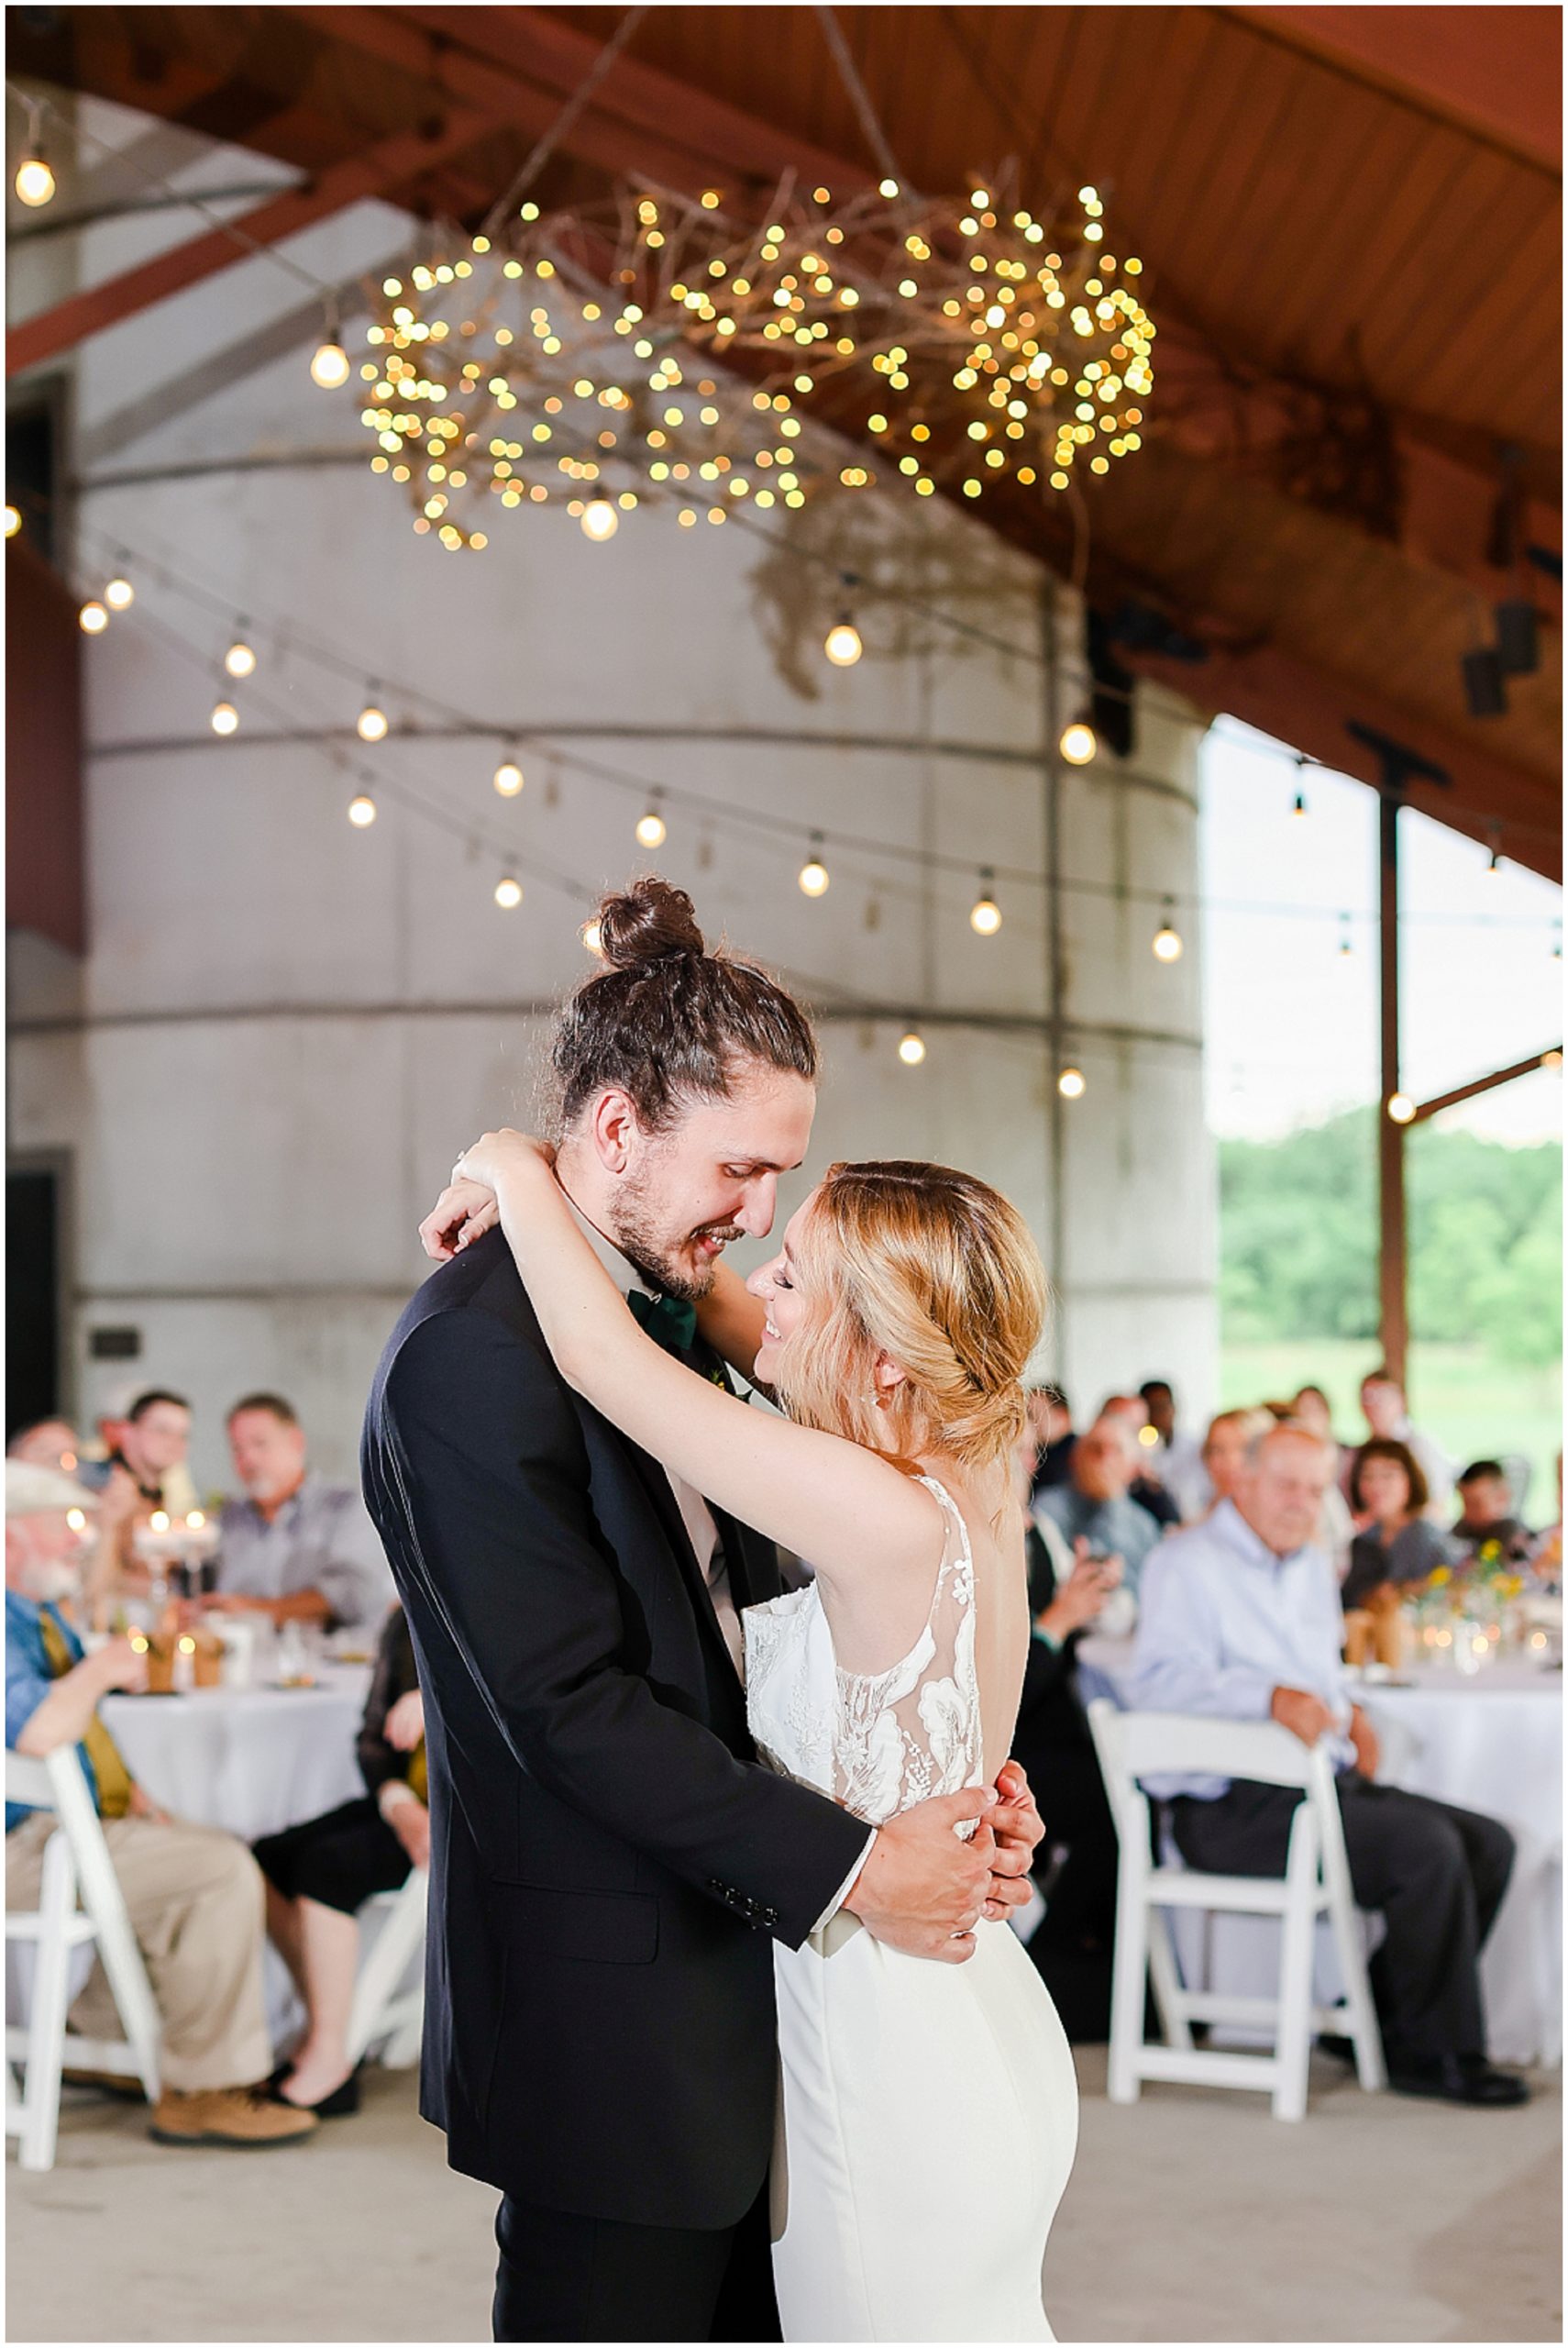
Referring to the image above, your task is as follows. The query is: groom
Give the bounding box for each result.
[363,888,1043,2343]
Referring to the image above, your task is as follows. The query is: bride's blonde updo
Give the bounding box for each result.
[770,1160,1049,1478]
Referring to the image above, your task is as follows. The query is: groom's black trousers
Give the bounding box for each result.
[493,2178,780,2343]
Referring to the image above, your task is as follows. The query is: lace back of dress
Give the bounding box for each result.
[830,1479,986,1825]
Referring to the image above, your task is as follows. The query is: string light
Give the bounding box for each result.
[969,872,1002,935]
[635,799,668,848]
[310,298,351,391]
[14,103,55,208]
[104,570,135,611]
[348,792,377,826]
[494,874,524,909]
[357,695,389,743]
[1152,899,1184,961]
[581,498,619,542]
[493,754,525,797]
[824,615,864,667]
[1386,1091,1417,1124]
[1059,719,1097,766]
[224,636,257,680]
[78,599,107,634]
[898,1030,927,1065]
[1485,829,1503,877]
[799,835,830,896]
[210,700,239,736]
[5,504,20,537]
[581,917,605,957]
[1057,1066,1087,1099]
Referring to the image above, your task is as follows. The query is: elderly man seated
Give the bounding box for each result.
[1131,1423,1525,2108]
[1035,1412,1164,1598]
[212,1394,392,1634]
[5,1463,315,2147]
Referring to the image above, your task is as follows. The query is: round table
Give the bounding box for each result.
[1078,1642,1562,2066]
[101,1667,373,1842]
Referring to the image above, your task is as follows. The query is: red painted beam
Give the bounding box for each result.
[6,112,493,379]
[1230,6,1562,172]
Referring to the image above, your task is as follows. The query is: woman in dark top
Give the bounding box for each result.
[254,1603,425,2114]
[1343,1438,1457,1611]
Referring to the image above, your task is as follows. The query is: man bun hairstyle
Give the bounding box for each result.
[552,875,819,1131]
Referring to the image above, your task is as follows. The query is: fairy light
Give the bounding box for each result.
[1152,900,1184,961]
[581,918,605,957]
[1057,1066,1087,1099]
[1059,719,1097,766]
[898,1030,927,1065]
[494,874,524,909]
[78,599,108,634]
[1386,1092,1417,1124]
[14,103,54,208]
[824,615,864,667]
[799,835,830,896]
[357,695,389,743]
[104,571,135,611]
[493,755,525,797]
[225,637,257,680]
[5,504,20,537]
[348,792,378,826]
[635,800,668,848]
[969,873,1002,936]
[211,700,238,735]
[581,498,619,541]
[311,299,351,391]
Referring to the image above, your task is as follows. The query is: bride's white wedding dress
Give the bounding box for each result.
[745,1478,1078,2342]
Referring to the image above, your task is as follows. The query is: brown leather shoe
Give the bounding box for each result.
[149,2088,318,2147]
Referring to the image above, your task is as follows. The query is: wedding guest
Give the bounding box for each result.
[1529,1454,1562,1585]
[1452,1461,1532,1563]
[1099,1395,1181,1529]
[1141,1379,1209,1521]
[1196,1408,1270,1519]
[1011,1432,1121,2037]
[1354,1370,1452,1519]
[255,1603,426,2114]
[76,1388,201,1598]
[1132,1423,1525,2106]
[6,1419,82,1471]
[210,1394,392,1633]
[1036,1413,1163,1597]
[5,1462,315,2147]
[1286,1388,1355,1576]
[1027,1383,1077,1496]
[1343,1439,1458,1610]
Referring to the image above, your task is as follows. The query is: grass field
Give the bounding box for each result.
[1219,1338,1562,1522]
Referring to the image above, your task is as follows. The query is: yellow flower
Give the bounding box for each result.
[1429,1567,1451,1587]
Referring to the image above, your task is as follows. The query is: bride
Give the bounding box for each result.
[440,1131,1078,2342]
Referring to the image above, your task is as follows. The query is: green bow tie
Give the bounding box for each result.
[627,1287,699,1357]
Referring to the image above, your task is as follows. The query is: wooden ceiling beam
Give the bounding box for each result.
[1227,6,1562,174]
[6,111,495,379]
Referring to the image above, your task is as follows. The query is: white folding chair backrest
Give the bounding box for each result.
[1088,1702,1383,2121]
[346,1866,428,2068]
[6,1747,161,2171]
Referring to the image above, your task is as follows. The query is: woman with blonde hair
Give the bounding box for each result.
[439,1122,1077,2341]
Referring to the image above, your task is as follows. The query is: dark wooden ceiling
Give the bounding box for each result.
[9,4,1562,876]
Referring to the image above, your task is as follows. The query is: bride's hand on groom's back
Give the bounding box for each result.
[983,1759,1045,1922]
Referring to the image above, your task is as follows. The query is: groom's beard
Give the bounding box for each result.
[607,1176,744,1303]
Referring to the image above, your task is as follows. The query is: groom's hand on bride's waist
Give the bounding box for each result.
[844,1787,1011,1965]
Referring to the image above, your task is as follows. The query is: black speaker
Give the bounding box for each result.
[1495,599,1540,677]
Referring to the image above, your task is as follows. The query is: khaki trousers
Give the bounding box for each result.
[6,1810,273,2093]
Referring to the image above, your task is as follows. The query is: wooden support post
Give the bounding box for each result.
[1377,789,1408,1388]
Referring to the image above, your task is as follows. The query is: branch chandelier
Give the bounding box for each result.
[352,174,1154,550]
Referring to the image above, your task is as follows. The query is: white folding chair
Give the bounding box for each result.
[5,1749,161,2170]
[346,1866,427,2069]
[1088,1702,1385,2121]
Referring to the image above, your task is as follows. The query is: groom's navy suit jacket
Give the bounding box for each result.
[361,1227,867,2228]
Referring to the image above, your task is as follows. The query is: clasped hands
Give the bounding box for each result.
[419,1127,553,1260]
[847,1760,1043,1966]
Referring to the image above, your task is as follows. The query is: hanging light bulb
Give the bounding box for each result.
[1059,718,1097,766]
[104,570,134,611]
[824,615,863,667]
[78,599,108,635]
[969,871,1002,936]
[581,918,605,957]
[1485,829,1503,877]
[635,801,668,849]
[1292,790,1309,817]
[580,498,619,541]
[1292,754,1309,816]
[798,836,830,896]
[493,753,525,798]
[494,875,524,909]
[1386,1091,1417,1124]
[225,635,257,680]
[357,694,389,743]
[310,296,351,390]
[14,105,55,209]
[1152,899,1184,962]
[898,1031,927,1066]
[1057,1066,1087,1100]
[211,700,239,736]
[5,504,20,537]
[348,792,377,827]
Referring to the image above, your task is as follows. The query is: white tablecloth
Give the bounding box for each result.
[101,1667,372,1843]
[1079,1642,1562,2066]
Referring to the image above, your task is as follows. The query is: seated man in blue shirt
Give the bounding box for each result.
[1036,1412,1164,1599]
[1132,1424,1525,2108]
[6,1462,315,2149]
